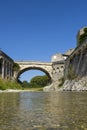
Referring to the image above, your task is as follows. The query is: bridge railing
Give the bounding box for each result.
[15,61,52,65]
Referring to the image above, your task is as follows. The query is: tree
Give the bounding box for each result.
[22,81,30,88]
[29,75,50,88]
[13,62,20,72]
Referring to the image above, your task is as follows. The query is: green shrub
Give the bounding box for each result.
[29,75,50,88]
[0,78,22,90]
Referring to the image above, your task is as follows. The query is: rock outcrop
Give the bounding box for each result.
[61,77,87,91]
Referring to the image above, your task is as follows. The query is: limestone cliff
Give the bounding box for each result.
[62,38,87,91]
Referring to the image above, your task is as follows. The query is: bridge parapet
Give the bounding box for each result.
[15,61,52,65]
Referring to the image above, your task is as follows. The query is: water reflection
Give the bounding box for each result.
[0,92,87,130]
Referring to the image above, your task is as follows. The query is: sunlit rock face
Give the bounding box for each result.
[61,77,87,91]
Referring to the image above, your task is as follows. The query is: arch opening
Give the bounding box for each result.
[20,70,45,82]
[16,67,52,88]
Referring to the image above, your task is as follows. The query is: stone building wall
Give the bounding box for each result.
[51,53,66,82]
[52,61,64,81]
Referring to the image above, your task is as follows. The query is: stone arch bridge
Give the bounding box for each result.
[15,61,53,82]
[0,50,65,82]
[14,52,71,83]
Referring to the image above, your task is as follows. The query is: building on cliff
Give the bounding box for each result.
[51,49,74,82]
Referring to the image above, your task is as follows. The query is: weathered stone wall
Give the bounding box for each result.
[44,50,73,91]
[52,61,64,81]
[51,53,66,81]
[43,61,65,91]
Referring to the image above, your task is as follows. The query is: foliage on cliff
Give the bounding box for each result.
[78,27,87,45]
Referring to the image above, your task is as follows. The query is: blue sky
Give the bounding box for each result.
[0,0,87,81]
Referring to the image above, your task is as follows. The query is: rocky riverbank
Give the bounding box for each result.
[0,88,40,93]
[0,89,27,93]
[44,77,87,91]
[60,77,87,91]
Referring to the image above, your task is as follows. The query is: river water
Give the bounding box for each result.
[0,91,87,130]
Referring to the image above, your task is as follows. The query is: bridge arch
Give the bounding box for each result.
[17,67,52,83]
[15,61,53,83]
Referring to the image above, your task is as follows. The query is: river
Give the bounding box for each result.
[0,91,87,130]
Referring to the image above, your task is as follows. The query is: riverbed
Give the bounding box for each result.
[0,91,87,130]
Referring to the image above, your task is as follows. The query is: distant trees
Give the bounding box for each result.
[22,75,50,88]
[22,81,29,88]
[30,75,50,87]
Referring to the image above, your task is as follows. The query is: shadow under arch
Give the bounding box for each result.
[16,66,52,84]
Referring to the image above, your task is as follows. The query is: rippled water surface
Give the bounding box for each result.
[0,91,87,130]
